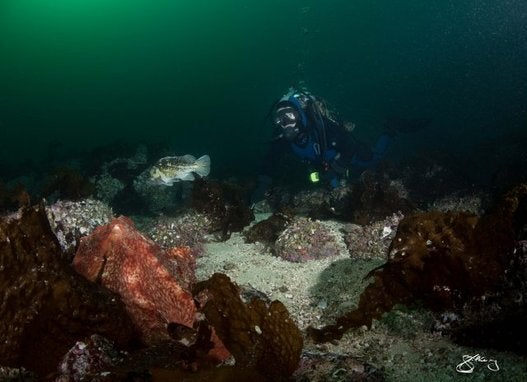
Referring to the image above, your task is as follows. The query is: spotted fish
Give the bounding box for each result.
[149,154,210,186]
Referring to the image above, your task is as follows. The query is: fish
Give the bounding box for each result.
[148,154,210,186]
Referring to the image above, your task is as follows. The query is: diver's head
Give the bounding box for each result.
[273,100,305,141]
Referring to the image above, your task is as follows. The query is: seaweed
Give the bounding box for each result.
[41,166,95,201]
[349,170,415,224]
[308,184,527,342]
[0,181,30,212]
[191,178,254,240]
[0,204,137,376]
[243,211,293,245]
[193,273,303,381]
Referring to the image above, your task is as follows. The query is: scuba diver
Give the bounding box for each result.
[252,87,429,204]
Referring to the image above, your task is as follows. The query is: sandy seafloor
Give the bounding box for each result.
[196,213,527,381]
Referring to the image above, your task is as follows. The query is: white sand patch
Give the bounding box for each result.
[196,219,353,329]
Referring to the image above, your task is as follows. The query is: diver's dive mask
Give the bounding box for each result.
[274,101,302,141]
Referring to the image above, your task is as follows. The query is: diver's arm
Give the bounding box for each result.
[260,139,288,178]
[252,140,287,204]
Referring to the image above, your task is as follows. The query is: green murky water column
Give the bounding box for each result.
[1,0,526,176]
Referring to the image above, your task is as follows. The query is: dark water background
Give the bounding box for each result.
[1,0,526,186]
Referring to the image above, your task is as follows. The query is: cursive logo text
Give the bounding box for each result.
[456,354,499,374]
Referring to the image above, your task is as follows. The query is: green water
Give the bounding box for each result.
[1,0,526,178]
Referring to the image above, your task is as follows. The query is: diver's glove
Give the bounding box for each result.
[251,175,272,205]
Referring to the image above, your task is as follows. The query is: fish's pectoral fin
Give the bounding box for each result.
[180,172,195,181]
[160,175,177,186]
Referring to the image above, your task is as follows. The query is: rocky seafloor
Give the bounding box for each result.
[197,215,527,381]
[1,144,527,381]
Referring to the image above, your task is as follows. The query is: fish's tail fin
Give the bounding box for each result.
[194,155,211,177]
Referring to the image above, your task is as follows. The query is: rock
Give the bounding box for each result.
[343,212,404,260]
[274,217,341,262]
[73,216,197,345]
[45,198,114,258]
[55,334,126,382]
[293,351,384,381]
